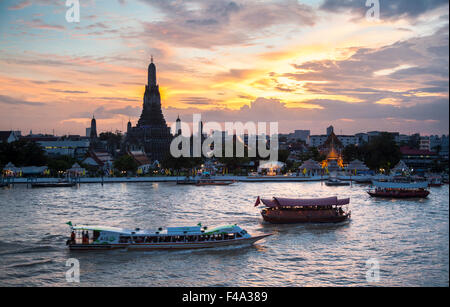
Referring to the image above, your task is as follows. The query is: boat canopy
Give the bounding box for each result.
[261,196,350,208]
[204,225,240,235]
[372,181,428,189]
[72,225,134,234]
[167,226,202,234]
[70,224,241,236]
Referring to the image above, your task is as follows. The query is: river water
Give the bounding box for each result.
[0,182,448,287]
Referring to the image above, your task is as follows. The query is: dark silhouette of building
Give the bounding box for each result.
[90,115,97,140]
[89,115,105,151]
[124,57,173,162]
[175,115,181,136]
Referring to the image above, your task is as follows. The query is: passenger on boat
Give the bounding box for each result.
[82,231,89,244]
[66,231,76,245]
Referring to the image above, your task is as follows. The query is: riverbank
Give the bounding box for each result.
[1,175,330,184]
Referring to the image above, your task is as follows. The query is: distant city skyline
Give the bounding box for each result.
[0,0,448,136]
[10,123,450,138]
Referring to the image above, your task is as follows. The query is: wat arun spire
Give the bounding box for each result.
[137,56,168,128]
[125,57,173,162]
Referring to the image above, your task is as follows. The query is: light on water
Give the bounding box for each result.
[0,182,448,286]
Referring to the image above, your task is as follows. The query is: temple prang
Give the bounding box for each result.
[124,58,173,162]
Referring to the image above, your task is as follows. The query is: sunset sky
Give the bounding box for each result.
[0,0,448,136]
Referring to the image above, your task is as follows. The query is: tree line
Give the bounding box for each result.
[0,132,410,175]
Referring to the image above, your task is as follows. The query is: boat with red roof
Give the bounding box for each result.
[367,180,430,198]
[254,196,351,224]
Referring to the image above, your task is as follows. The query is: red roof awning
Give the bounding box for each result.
[260,197,350,207]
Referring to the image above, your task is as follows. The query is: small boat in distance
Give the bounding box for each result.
[325,178,350,186]
[176,176,198,185]
[177,173,235,186]
[352,176,373,184]
[195,179,235,186]
[66,222,270,250]
[368,180,430,198]
[427,176,443,187]
[443,174,449,184]
[31,181,76,188]
[254,196,351,224]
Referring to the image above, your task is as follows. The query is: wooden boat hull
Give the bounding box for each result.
[429,183,443,187]
[31,183,76,188]
[261,209,350,224]
[354,179,372,184]
[325,182,350,186]
[176,181,197,185]
[195,181,234,186]
[68,234,271,251]
[367,190,430,198]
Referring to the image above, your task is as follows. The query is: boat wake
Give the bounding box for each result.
[7,259,54,269]
[0,245,57,256]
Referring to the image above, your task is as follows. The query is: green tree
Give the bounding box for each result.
[306,147,325,161]
[99,131,123,155]
[343,144,363,163]
[47,155,76,175]
[0,139,47,167]
[162,156,201,175]
[277,149,290,163]
[361,133,401,171]
[113,155,138,174]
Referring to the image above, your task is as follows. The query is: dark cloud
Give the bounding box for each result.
[29,80,70,85]
[179,97,217,105]
[282,26,449,108]
[139,0,316,48]
[157,27,449,133]
[89,96,140,103]
[0,94,46,106]
[72,105,141,120]
[51,89,88,94]
[320,0,449,20]
[163,96,449,134]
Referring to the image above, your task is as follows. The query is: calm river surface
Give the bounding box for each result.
[0,182,448,286]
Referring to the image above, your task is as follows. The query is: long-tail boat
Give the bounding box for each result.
[367,180,430,198]
[325,178,350,186]
[254,196,351,224]
[66,222,271,251]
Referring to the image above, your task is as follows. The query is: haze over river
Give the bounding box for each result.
[0,182,448,286]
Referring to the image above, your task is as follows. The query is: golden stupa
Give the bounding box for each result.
[320,132,344,170]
